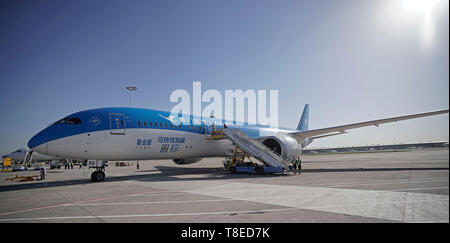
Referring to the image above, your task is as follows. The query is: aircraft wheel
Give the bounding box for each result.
[229,166,237,174]
[91,171,105,182]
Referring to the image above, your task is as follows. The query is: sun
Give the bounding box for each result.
[402,0,440,14]
[401,0,444,48]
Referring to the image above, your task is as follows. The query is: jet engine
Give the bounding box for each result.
[172,158,202,165]
[260,134,303,161]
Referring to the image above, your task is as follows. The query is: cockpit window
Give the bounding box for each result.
[54,117,82,125]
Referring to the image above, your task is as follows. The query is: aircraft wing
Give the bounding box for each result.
[290,109,449,141]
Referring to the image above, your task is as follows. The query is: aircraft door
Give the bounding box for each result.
[109,113,126,135]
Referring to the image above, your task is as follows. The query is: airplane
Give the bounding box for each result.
[27,105,449,181]
[2,148,61,163]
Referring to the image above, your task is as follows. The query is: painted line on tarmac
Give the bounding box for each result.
[1,177,447,217]
[304,178,449,188]
[185,182,450,223]
[66,198,237,206]
[129,192,192,197]
[125,177,449,196]
[0,186,278,216]
[0,189,193,216]
[390,186,449,192]
[0,208,296,222]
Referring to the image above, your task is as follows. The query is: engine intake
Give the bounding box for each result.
[260,134,302,161]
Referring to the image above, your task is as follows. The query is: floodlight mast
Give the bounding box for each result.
[126,85,137,108]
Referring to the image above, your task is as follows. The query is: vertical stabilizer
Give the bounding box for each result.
[297,104,309,131]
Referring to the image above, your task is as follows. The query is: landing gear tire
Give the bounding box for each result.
[91,171,105,182]
[229,166,237,174]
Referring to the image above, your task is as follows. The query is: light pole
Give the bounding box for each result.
[126,85,137,108]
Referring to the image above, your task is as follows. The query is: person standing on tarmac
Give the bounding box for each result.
[292,158,299,175]
[40,167,46,180]
[292,159,297,175]
[297,157,302,174]
[292,157,302,175]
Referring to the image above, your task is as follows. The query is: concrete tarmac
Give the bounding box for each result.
[0,148,448,223]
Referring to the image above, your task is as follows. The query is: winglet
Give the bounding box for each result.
[297,104,309,131]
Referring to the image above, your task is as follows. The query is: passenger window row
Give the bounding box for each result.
[137,121,205,130]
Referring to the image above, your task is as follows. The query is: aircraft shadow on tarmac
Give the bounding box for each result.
[0,166,447,192]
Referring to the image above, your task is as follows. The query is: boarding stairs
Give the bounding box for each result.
[23,151,33,165]
[222,128,291,170]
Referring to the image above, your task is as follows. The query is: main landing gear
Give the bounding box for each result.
[88,160,107,182]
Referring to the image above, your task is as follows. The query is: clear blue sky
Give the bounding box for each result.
[0,0,448,154]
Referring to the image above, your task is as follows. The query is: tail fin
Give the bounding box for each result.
[296,104,309,131]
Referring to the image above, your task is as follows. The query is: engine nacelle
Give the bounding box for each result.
[260,134,303,161]
[172,158,202,165]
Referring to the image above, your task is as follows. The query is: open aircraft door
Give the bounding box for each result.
[109,113,126,135]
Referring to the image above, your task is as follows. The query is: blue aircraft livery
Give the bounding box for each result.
[27,104,448,181]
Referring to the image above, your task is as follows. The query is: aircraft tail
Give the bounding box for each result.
[296,104,309,131]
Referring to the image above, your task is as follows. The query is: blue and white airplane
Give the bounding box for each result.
[27,105,448,181]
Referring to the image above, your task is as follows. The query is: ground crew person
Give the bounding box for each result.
[40,167,46,180]
[297,157,302,174]
[136,161,140,170]
[292,157,302,175]
[292,159,298,175]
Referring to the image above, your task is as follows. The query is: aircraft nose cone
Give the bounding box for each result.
[28,129,47,150]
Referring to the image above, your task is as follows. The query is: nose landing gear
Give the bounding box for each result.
[91,170,105,182]
[88,160,108,182]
